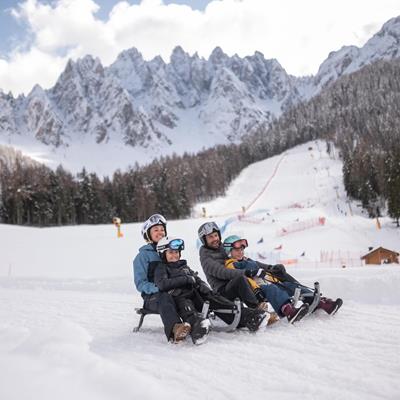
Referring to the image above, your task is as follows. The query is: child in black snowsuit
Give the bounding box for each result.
[152,236,266,344]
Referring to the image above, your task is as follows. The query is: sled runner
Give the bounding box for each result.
[292,281,321,314]
[133,298,242,333]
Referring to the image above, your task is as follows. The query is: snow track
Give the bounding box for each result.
[1,273,399,400]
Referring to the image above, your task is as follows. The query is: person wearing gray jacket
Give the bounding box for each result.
[198,221,261,308]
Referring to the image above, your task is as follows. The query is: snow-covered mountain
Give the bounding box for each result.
[0,46,299,172]
[1,16,400,174]
[312,15,400,91]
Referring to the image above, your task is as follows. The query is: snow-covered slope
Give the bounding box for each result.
[1,141,399,400]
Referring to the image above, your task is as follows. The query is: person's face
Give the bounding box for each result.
[205,231,220,249]
[230,247,245,260]
[149,225,165,243]
[165,249,180,263]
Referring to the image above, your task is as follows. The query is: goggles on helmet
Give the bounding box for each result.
[147,214,166,226]
[198,221,220,238]
[141,213,167,241]
[157,238,185,254]
[224,238,248,251]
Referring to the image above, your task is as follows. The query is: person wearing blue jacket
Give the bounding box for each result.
[133,214,188,343]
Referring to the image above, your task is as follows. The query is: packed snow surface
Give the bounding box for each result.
[1,141,399,400]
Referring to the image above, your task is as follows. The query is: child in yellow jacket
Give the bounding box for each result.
[223,235,342,323]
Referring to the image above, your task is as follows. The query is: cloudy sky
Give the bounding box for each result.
[1,0,399,96]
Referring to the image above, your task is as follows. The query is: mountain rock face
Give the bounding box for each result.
[312,16,400,92]
[0,16,399,168]
[0,46,300,153]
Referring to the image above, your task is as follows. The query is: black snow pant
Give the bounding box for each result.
[174,288,255,329]
[218,275,259,308]
[143,292,181,340]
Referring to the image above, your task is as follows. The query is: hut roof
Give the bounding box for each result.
[361,247,399,260]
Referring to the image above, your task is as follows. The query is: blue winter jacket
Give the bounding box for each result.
[133,243,161,295]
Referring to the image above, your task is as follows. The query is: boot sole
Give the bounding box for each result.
[192,319,211,345]
[193,332,209,345]
[289,305,309,324]
[248,313,267,332]
[330,299,343,315]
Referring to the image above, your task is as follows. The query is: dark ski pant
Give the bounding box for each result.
[173,288,251,328]
[218,275,259,308]
[143,292,181,340]
[261,281,313,317]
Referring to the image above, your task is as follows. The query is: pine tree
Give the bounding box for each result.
[385,151,400,227]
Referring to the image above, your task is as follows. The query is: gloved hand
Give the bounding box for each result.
[244,269,266,279]
[244,269,256,277]
[186,275,197,286]
[197,283,212,295]
[271,264,286,274]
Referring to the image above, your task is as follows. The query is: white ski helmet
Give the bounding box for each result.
[141,213,167,242]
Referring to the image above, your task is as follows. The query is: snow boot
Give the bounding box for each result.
[191,318,211,345]
[244,309,267,332]
[281,302,309,324]
[266,311,280,326]
[257,301,269,312]
[172,322,191,343]
[318,298,343,315]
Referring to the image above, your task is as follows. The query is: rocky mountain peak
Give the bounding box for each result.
[113,47,145,68]
[28,84,46,99]
[1,15,400,172]
[170,45,189,61]
[313,15,400,94]
[379,15,400,37]
[209,46,229,66]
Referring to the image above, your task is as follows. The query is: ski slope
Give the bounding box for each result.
[1,141,400,400]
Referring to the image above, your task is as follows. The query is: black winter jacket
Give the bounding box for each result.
[153,259,212,297]
[199,245,245,292]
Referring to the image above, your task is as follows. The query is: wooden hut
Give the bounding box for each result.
[361,247,399,265]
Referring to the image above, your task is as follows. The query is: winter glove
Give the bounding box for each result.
[244,269,267,279]
[186,275,197,286]
[198,283,212,295]
[271,264,286,274]
[244,269,256,277]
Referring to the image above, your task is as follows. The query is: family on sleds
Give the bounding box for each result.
[133,214,343,345]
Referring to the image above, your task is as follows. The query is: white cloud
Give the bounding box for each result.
[1,0,400,95]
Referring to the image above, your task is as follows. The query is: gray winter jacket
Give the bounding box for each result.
[199,245,245,292]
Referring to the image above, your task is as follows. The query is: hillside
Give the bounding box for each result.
[1,141,399,399]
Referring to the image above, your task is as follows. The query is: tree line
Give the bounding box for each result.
[1,59,399,226]
[0,144,270,226]
[251,59,400,226]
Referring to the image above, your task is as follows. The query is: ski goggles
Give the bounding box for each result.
[158,238,185,253]
[142,213,167,239]
[147,214,166,226]
[198,221,220,238]
[230,239,249,250]
[168,238,185,251]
